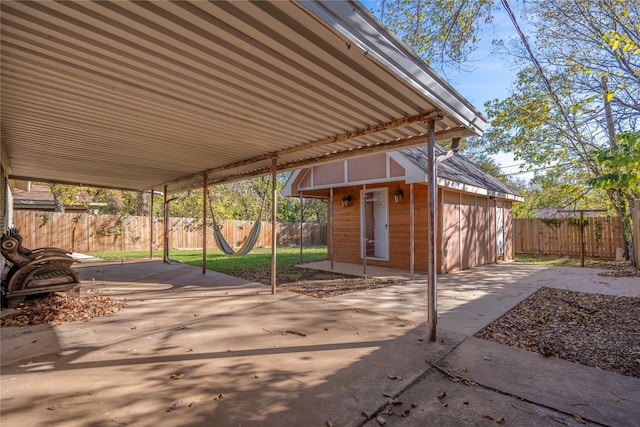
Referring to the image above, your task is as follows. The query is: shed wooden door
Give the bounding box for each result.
[361,188,389,260]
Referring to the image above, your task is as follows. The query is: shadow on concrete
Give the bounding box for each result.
[2,260,639,426]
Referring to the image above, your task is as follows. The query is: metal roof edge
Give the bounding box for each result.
[438,177,524,202]
[298,0,487,136]
[282,169,302,197]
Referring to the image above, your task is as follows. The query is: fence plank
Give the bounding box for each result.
[11,211,326,253]
[514,217,623,259]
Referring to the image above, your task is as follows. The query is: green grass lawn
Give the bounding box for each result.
[87,246,328,275]
[515,254,580,266]
[515,254,625,269]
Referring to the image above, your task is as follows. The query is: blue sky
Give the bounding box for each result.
[361,1,529,175]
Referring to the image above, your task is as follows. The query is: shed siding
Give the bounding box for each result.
[489,201,497,264]
[442,190,461,273]
[331,186,363,262]
[388,183,429,270]
[348,154,386,182]
[504,201,514,261]
[390,158,405,177]
[325,182,512,274]
[460,193,475,270]
[314,162,345,186]
[477,197,490,265]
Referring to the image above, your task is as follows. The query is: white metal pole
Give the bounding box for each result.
[410,183,414,280]
[150,189,154,259]
[299,192,303,264]
[270,158,277,295]
[362,184,367,278]
[329,187,334,270]
[427,120,437,342]
[202,174,207,275]
[163,184,169,264]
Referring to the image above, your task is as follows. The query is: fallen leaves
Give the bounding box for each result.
[598,269,640,277]
[476,287,640,377]
[1,294,126,327]
[231,265,403,298]
[280,277,402,298]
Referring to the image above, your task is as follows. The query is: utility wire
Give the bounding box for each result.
[500,0,581,141]
[499,162,572,177]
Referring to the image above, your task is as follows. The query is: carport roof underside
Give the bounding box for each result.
[1,0,487,194]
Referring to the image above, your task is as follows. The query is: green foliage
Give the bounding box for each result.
[469,0,638,239]
[374,0,494,71]
[587,131,640,193]
[47,183,93,213]
[37,212,51,227]
[93,188,144,215]
[33,174,325,224]
[603,30,640,56]
[94,217,125,242]
[512,202,535,218]
[540,218,561,228]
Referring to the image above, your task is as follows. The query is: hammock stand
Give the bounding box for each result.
[207,183,270,257]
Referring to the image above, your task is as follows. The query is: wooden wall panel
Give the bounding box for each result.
[314,162,345,186]
[488,201,497,264]
[477,196,489,266]
[441,190,460,273]
[504,202,514,260]
[460,193,475,269]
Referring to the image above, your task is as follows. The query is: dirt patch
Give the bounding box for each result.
[476,287,640,378]
[229,266,404,298]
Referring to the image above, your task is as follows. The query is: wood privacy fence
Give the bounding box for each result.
[11,211,326,253]
[514,217,624,259]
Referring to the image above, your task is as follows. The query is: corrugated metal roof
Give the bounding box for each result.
[399,146,522,199]
[1,0,487,193]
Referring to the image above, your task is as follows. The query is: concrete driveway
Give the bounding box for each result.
[1,260,639,426]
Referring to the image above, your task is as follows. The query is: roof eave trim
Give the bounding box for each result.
[437,177,524,201]
[299,0,487,136]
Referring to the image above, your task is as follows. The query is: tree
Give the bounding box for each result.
[472,0,638,256]
[587,131,640,201]
[374,0,494,73]
[47,183,91,213]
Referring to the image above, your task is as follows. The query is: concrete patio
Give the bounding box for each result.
[1,260,639,426]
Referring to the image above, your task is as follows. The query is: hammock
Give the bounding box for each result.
[207,184,270,257]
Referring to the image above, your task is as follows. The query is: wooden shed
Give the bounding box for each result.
[283,145,523,274]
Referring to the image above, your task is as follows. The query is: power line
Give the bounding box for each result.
[500,0,578,135]
[499,162,572,177]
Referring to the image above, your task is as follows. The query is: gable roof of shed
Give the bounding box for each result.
[283,145,522,201]
[399,146,522,199]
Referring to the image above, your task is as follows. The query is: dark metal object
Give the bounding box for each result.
[1,231,80,307]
